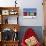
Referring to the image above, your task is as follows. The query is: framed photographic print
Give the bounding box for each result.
[23,8,37,18]
[2,10,9,15]
[9,9,18,15]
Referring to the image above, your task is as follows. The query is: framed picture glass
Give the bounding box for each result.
[2,10,9,15]
[23,8,37,18]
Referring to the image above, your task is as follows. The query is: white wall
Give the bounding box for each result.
[0,0,44,26]
[18,0,44,26]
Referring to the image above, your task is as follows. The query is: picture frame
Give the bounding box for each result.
[2,10,9,15]
[9,10,18,15]
[23,8,37,18]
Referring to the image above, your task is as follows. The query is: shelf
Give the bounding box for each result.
[2,40,19,43]
[0,7,19,46]
[0,7,19,10]
[0,24,20,32]
[0,7,19,16]
[23,16,36,18]
[1,40,19,46]
[0,7,19,24]
[1,14,19,16]
[1,15,18,24]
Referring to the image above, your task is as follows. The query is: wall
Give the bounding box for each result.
[18,0,44,26]
[0,0,44,26]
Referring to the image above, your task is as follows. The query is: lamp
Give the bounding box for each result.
[15,0,17,7]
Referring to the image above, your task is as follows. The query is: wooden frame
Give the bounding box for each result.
[2,10,9,15]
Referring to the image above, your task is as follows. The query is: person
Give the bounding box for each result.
[21,28,41,46]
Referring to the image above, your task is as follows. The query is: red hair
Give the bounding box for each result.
[21,28,36,46]
[21,28,41,46]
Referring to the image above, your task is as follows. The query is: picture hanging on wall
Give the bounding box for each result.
[23,8,37,18]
